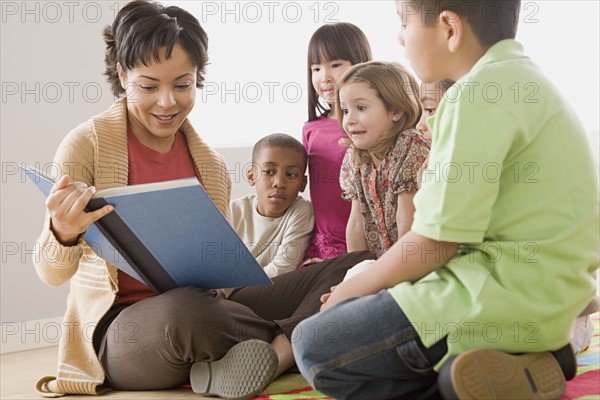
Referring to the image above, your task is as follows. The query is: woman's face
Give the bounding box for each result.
[119,44,197,152]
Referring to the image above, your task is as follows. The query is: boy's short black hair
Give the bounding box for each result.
[407,0,521,47]
[438,79,455,93]
[252,134,308,173]
[103,0,209,97]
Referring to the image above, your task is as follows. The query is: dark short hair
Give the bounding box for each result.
[438,79,455,93]
[307,22,373,121]
[406,0,520,47]
[103,0,209,97]
[252,134,308,172]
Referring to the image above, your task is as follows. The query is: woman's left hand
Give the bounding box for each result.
[321,284,351,312]
[319,285,336,310]
[319,273,372,312]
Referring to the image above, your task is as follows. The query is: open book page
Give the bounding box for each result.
[94,177,199,197]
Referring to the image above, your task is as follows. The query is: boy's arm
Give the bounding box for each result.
[263,199,315,278]
[396,191,416,239]
[346,199,368,252]
[322,230,459,311]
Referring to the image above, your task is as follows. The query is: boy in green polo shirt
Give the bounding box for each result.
[292,1,599,399]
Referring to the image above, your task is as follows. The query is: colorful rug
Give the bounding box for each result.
[562,312,600,400]
[255,313,600,400]
[254,374,324,400]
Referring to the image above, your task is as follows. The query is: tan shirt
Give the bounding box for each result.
[230,194,314,278]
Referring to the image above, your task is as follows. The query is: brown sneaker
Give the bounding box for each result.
[190,339,278,400]
[438,345,576,400]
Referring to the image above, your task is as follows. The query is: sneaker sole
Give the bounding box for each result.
[439,348,568,400]
[190,340,278,400]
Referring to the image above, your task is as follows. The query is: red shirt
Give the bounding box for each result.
[114,128,202,306]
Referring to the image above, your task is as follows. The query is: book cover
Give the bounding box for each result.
[21,164,272,292]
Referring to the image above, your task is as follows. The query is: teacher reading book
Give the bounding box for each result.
[33,1,373,398]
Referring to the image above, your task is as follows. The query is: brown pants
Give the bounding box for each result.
[94,251,374,390]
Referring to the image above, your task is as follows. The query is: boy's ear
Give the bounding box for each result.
[299,174,308,193]
[246,163,258,186]
[440,10,463,53]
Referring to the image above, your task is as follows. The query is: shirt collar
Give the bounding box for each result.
[469,39,527,75]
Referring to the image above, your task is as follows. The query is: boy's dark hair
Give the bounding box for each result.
[103,0,209,97]
[252,134,308,172]
[439,79,455,93]
[307,23,373,121]
[420,79,455,103]
[408,0,521,47]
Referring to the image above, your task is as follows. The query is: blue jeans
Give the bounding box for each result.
[292,290,447,400]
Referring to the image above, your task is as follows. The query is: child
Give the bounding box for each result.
[416,79,455,141]
[571,296,599,354]
[338,61,430,258]
[416,79,455,188]
[302,22,372,262]
[417,80,598,356]
[293,1,599,399]
[231,133,314,278]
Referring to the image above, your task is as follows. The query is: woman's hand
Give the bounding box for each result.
[320,284,354,312]
[46,175,114,245]
[320,285,337,310]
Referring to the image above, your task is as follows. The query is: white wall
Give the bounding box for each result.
[1,1,598,351]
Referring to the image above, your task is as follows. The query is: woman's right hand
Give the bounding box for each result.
[46,175,114,245]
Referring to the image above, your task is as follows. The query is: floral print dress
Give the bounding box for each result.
[340,129,430,257]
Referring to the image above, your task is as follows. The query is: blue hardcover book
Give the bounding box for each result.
[21,164,272,293]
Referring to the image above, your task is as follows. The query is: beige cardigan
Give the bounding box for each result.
[34,99,231,396]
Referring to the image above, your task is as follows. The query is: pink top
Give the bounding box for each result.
[302,117,351,260]
[340,129,430,258]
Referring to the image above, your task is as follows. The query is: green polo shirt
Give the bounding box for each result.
[389,39,599,369]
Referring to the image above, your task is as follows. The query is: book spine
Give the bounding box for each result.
[87,198,178,293]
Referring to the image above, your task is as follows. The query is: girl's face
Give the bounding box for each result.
[119,44,197,153]
[339,82,399,152]
[416,82,444,140]
[311,59,352,106]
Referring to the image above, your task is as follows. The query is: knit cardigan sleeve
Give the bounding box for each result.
[33,121,99,287]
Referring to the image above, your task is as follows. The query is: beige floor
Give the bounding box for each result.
[1,346,306,399]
